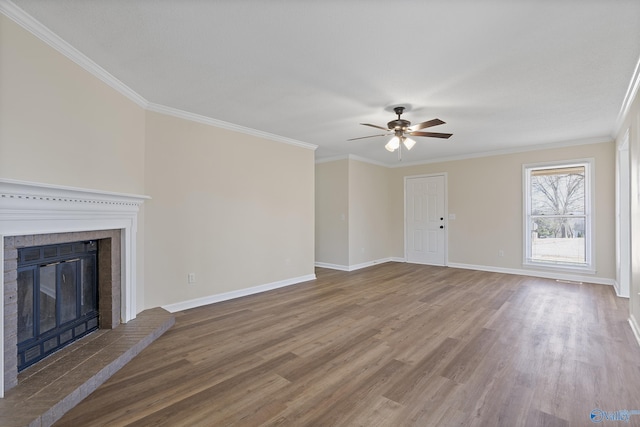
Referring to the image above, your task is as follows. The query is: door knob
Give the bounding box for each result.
[440,225,444,229]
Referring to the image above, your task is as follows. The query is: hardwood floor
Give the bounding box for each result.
[53,264,640,426]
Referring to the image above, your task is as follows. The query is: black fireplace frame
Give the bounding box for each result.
[17,241,99,372]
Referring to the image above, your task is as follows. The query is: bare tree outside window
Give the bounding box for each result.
[526,164,589,266]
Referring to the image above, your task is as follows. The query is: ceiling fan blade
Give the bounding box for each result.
[409,131,453,139]
[347,133,391,141]
[361,123,390,131]
[409,118,445,131]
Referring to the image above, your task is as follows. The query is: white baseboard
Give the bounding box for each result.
[348,258,392,271]
[613,280,630,298]
[315,257,404,272]
[314,262,350,271]
[316,259,615,287]
[629,315,640,348]
[161,274,316,313]
[162,261,620,314]
[446,262,615,286]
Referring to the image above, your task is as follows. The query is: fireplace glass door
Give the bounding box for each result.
[17,241,99,371]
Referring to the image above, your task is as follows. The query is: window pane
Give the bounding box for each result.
[531,217,586,264]
[531,166,585,215]
[39,264,57,333]
[18,269,35,343]
[60,262,77,324]
[81,257,97,315]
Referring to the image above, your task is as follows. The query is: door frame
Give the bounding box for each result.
[404,173,448,266]
[616,129,631,297]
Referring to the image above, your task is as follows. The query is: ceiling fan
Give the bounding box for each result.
[348,106,452,160]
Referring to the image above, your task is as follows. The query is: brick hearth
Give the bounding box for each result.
[0,307,174,427]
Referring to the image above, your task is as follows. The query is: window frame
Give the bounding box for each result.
[523,158,595,273]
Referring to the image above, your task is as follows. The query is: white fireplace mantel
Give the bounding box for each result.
[0,178,149,397]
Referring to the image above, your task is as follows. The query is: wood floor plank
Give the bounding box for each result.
[336,395,404,427]
[52,263,640,426]
[383,337,460,404]
[525,409,569,427]
[439,327,500,383]
[124,352,298,427]
[264,340,397,425]
[287,358,406,426]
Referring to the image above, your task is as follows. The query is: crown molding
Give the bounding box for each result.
[1,1,318,152]
[616,53,640,133]
[0,0,149,108]
[315,136,613,169]
[147,103,317,151]
[387,135,613,168]
[314,154,349,164]
[314,154,388,167]
[347,154,389,167]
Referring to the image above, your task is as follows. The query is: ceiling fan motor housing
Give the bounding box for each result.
[387,119,411,130]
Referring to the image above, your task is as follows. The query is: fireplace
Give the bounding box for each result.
[0,179,148,397]
[17,240,101,371]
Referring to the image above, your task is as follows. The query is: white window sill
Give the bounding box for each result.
[523,261,596,275]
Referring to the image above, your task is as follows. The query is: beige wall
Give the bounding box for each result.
[1,15,316,312]
[144,111,315,308]
[315,160,349,266]
[0,15,146,194]
[316,145,616,280]
[348,159,390,265]
[315,158,391,268]
[388,142,616,280]
[0,15,148,312]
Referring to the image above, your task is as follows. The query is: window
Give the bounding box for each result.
[524,160,594,272]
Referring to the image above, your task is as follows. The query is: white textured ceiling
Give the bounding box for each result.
[8,0,640,165]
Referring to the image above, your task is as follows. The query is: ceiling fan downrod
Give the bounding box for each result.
[388,106,411,131]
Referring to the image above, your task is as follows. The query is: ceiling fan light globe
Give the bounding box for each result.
[403,137,416,150]
[385,136,400,152]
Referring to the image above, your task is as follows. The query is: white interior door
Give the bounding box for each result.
[405,175,446,265]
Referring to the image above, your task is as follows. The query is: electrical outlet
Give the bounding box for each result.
[498,250,504,257]
[188,273,196,284]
